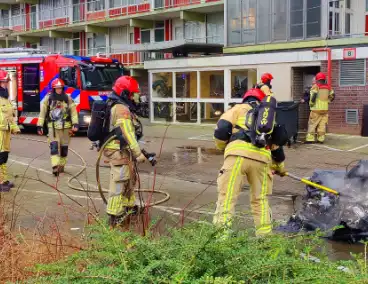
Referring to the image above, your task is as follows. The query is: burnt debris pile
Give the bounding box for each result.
[277,160,368,242]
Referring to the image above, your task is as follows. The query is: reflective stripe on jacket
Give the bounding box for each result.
[105,103,141,158]
[37,94,78,129]
[0,96,19,132]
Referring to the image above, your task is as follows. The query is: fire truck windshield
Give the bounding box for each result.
[81,64,123,91]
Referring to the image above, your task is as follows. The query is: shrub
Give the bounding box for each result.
[29,221,368,284]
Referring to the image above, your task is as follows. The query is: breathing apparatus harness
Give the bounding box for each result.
[230,95,287,148]
[45,92,72,137]
[88,92,157,203]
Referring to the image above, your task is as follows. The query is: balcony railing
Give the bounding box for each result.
[0,0,221,33]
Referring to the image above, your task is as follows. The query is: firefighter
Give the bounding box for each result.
[213,89,287,236]
[0,70,20,192]
[37,79,79,176]
[103,76,149,228]
[305,72,335,144]
[256,73,274,96]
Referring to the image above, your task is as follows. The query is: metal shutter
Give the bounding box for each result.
[346,109,359,125]
[340,59,366,86]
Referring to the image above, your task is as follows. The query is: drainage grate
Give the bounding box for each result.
[346,109,359,125]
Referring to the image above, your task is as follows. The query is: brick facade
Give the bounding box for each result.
[320,60,368,135]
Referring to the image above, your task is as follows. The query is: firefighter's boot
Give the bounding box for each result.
[0,183,11,192]
[0,164,11,192]
[52,166,60,177]
[1,164,14,188]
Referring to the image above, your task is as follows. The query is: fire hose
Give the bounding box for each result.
[12,135,170,207]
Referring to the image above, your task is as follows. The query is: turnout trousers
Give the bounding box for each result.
[306,111,328,143]
[0,130,11,183]
[213,155,273,236]
[48,127,71,168]
[103,149,137,217]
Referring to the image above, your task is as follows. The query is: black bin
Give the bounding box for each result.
[363,105,368,137]
[276,101,300,145]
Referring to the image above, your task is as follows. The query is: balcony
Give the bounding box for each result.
[1,0,223,36]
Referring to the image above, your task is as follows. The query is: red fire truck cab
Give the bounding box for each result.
[0,48,124,131]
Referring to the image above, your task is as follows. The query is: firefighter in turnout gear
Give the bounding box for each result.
[305,72,335,144]
[256,73,274,97]
[213,88,288,236]
[37,79,79,176]
[103,76,150,229]
[0,70,20,192]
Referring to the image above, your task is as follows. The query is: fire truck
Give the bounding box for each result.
[0,48,124,131]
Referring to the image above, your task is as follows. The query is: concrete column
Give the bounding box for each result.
[224,68,230,110]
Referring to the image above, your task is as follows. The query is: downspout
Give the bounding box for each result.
[312,48,332,89]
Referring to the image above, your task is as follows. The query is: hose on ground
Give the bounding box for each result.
[95,134,170,206]
[12,135,170,207]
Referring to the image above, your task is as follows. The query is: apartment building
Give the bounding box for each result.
[0,0,224,96]
[146,0,368,135]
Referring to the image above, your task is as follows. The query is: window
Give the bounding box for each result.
[346,0,351,9]
[154,21,165,42]
[256,0,271,43]
[129,32,134,44]
[152,72,172,98]
[0,10,9,28]
[200,71,224,98]
[175,72,197,98]
[366,0,368,12]
[272,0,287,41]
[87,0,105,11]
[340,60,366,86]
[184,21,202,42]
[141,30,150,43]
[290,0,304,39]
[227,0,241,45]
[60,67,78,88]
[328,0,341,36]
[345,13,351,35]
[241,0,256,44]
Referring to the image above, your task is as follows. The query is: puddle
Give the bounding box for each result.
[176,146,223,155]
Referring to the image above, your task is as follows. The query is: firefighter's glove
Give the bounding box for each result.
[11,126,21,135]
[271,162,286,177]
[142,149,157,166]
[37,126,44,136]
[136,153,147,164]
[72,124,79,132]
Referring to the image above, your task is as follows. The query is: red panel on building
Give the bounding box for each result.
[55,17,69,26]
[137,3,150,13]
[165,19,172,41]
[87,11,105,21]
[134,27,140,44]
[366,15,368,34]
[128,5,137,14]
[25,4,30,31]
[109,8,122,17]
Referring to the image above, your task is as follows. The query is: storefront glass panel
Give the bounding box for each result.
[152,72,173,98]
[199,70,224,99]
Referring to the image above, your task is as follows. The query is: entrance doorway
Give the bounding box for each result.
[291,66,320,131]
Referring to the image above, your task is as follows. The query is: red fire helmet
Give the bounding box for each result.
[51,78,65,89]
[315,72,327,81]
[261,73,274,84]
[243,88,266,102]
[112,76,140,97]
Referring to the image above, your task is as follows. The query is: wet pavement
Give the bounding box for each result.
[3,120,368,259]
